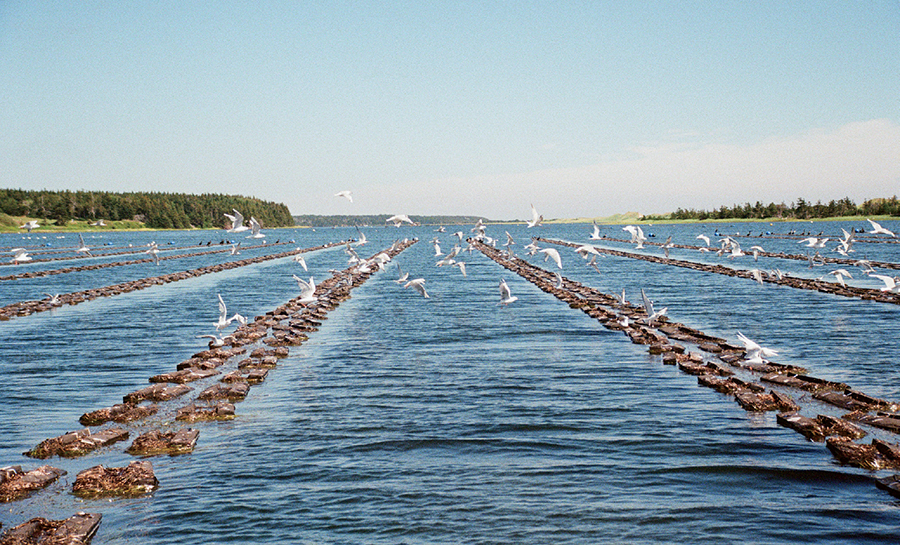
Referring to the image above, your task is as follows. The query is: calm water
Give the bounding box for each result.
[2,220,900,544]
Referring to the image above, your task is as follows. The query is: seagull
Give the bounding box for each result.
[224,209,249,233]
[696,234,710,247]
[292,275,317,304]
[394,263,409,284]
[452,261,467,277]
[750,268,764,285]
[819,268,853,287]
[19,220,40,232]
[293,254,308,271]
[230,242,241,255]
[76,233,91,256]
[868,273,900,293]
[386,214,416,227]
[90,219,106,227]
[660,235,674,258]
[736,331,778,363]
[404,278,429,298]
[145,242,160,265]
[640,289,667,324]
[499,278,518,305]
[247,217,265,239]
[867,218,896,237]
[613,288,627,306]
[586,254,601,274]
[197,334,228,348]
[43,293,61,305]
[623,225,646,249]
[335,190,353,203]
[799,237,828,248]
[748,245,764,261]
[433,240,443,256]
[538,248,562,269]
[589,222,602,240]
[355,228,368,245]
[575,244,600,258]
[526,204,543,228]
[215,294,246,331]
[11,249,31,263]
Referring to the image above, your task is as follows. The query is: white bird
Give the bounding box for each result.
[293,254,308,271]
[76,233,91,256]
[197,334,227,348]
[19,220,40,232]
[614,288,627,306]
[452,261,467,277]
[404,278,429,298]
[623,225,646,249]
[292,275,317,304]
[553,272,563,289]
[750,268,764,285]
[394,263,409,284]
[11,248,31,263]
[433,241,443,256]
[526,204,543,228]
[335,190,353,203]
[749,245,764,261]
[224,209,249,233]
[215,293,245,331]
[770,268,785,281]
[43,293,60,305]
[575,244,600,258]
[355,228,368,245]
[538,248,562,269]
[589,222,602,240]
[145,242,160,265]
[499,278,518,305]
[230,242,241,255]
[90,219,106,227]
[868,273,900,293]
[736,331,778,363]
[867,218,896,237]
[640,289,667,324]
[661,235,674,258]
[799,237,828,248]
[386,214,416,227]
[696,234,710,247]
[247,217,265,239]
[819,269,853,287]
[586,254,601,274]
[504,231,515,249]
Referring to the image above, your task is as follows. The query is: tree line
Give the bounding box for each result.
[0,189,294,229]
[647,196,900,221]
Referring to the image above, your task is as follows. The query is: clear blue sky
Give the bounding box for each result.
[2,1,898,219]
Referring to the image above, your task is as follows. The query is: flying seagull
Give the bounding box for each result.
[335,190,353,203]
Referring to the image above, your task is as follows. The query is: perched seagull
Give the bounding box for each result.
[292,275,317,304]
[526,204,543,228]
[589,222,602,240]
[696,234,710,247]
[404,278,429,298]
[736,331,778,363]
[499,278,518,305]
[215,293,246,331]
[538,247,562,269]
[224,209,249,233]
[19,220,40,232]
[640,289,667,324]
[867,218,896,237]
[394,263,409,284]
[335,190,353,203]
[76,233,91,256]
[247,217,265,239]
[386,214,416,227]
[614,288,627,306]
[293,254,308,271]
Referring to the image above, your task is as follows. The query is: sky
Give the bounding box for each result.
[1,1,898,220]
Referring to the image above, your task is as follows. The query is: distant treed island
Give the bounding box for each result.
[645,196,900,221]
[0,189,293,230]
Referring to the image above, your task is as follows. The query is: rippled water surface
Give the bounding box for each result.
[2,220,900,544]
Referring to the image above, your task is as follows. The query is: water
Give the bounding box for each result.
[2,220,900,543]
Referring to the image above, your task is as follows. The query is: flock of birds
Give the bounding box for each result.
[8,197,900,360]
